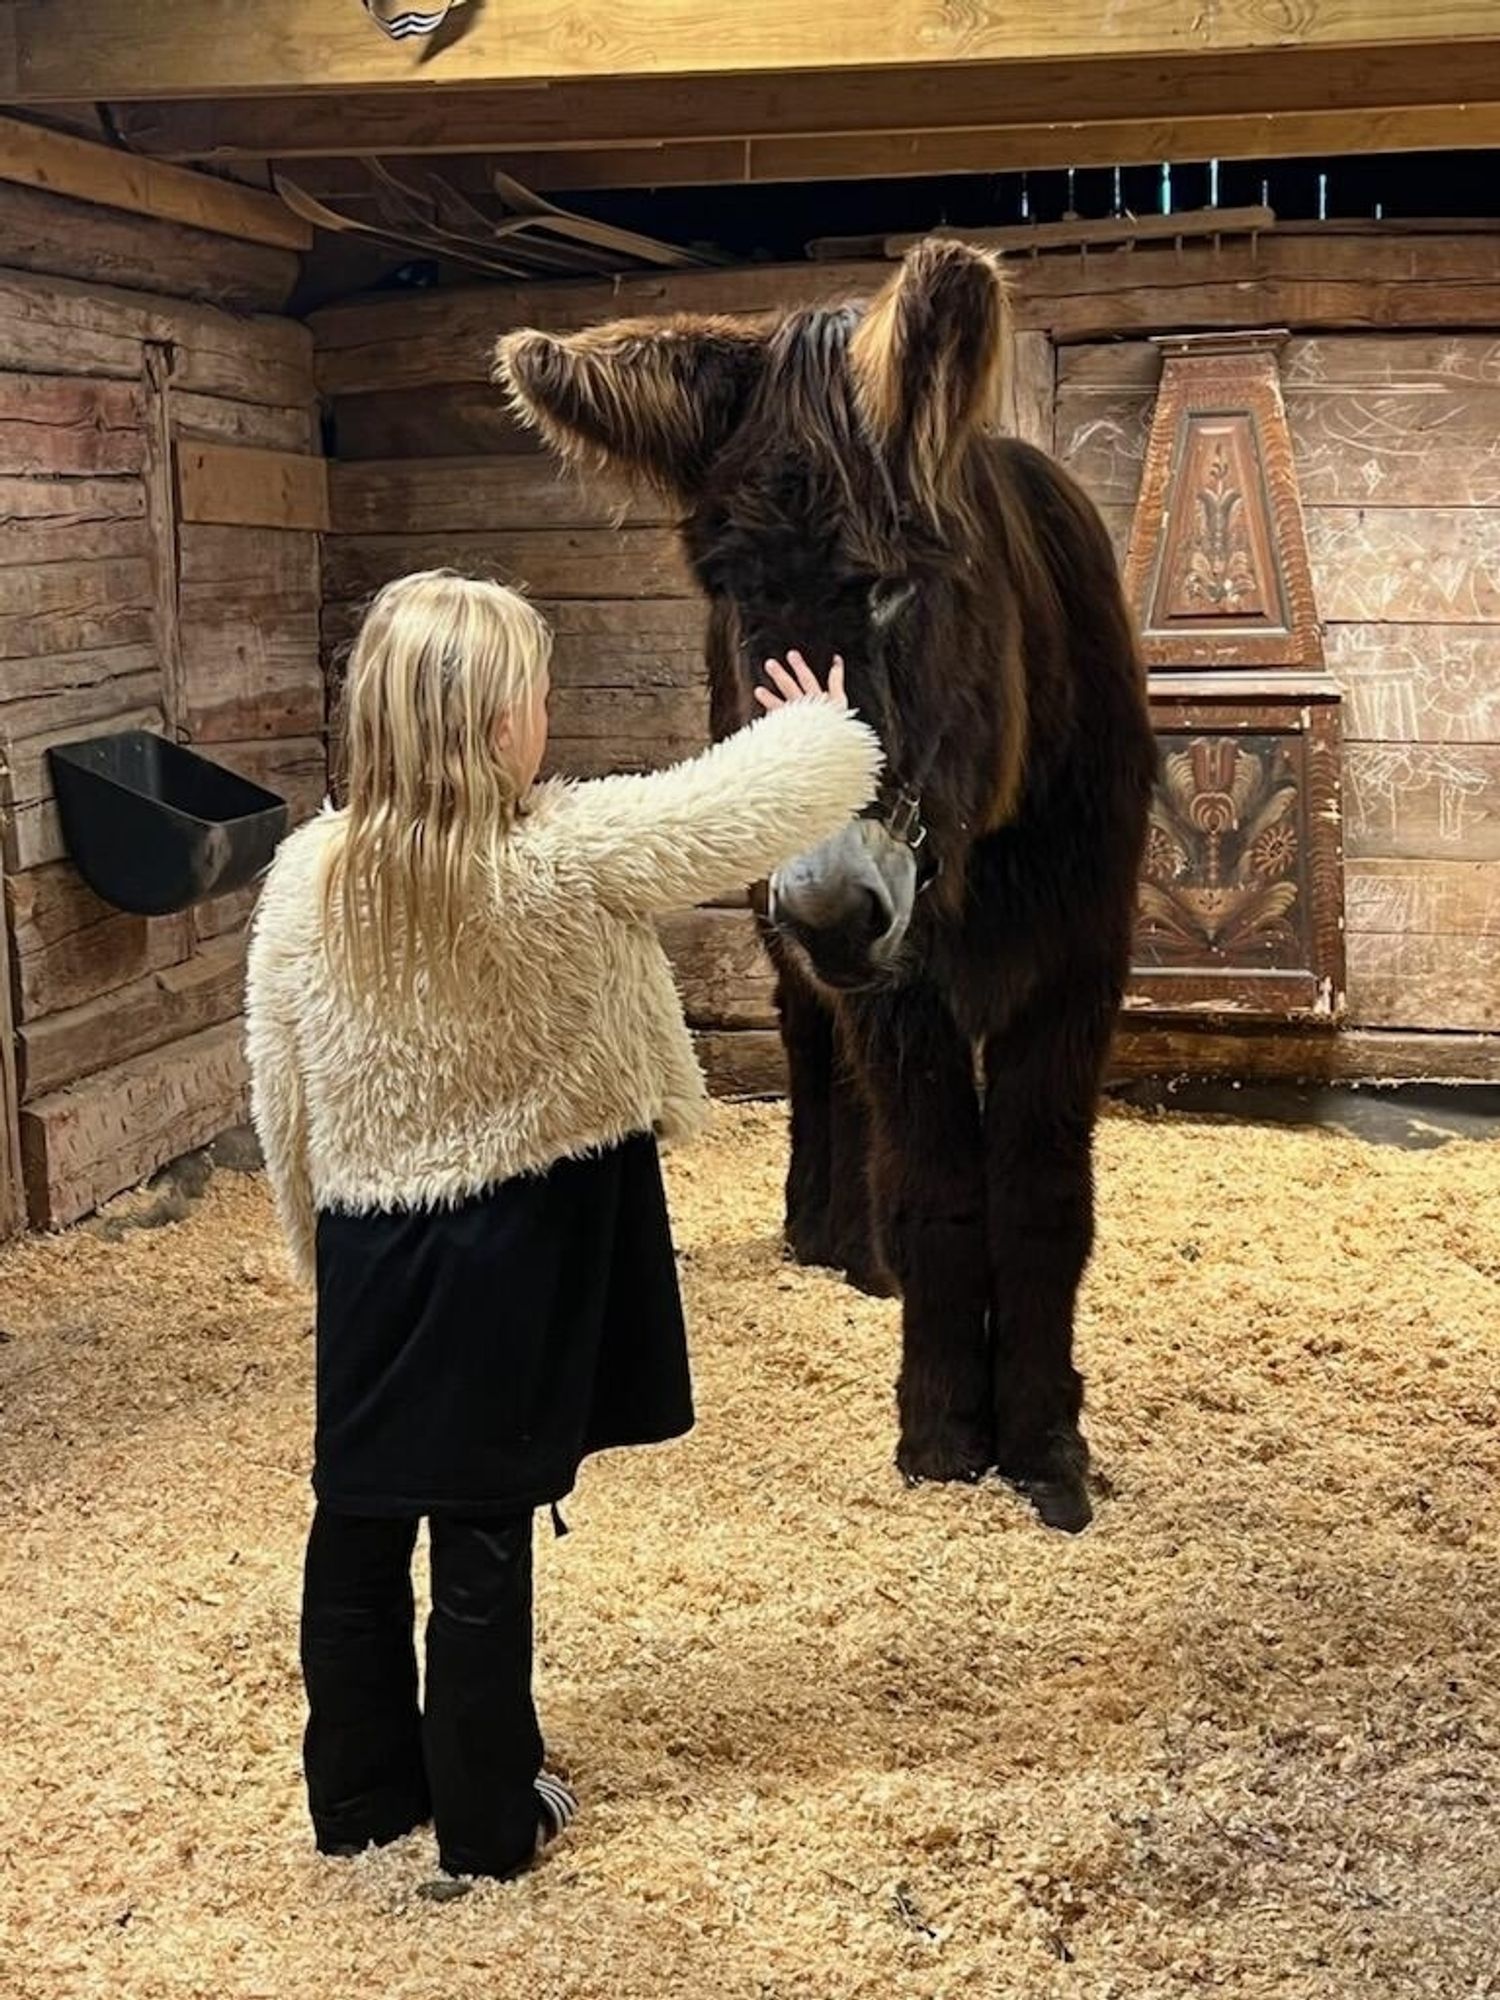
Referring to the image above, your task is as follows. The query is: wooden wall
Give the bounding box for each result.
[0,186,323,1228]
[1055,333,1500,1036]
[313,237,1500,1091]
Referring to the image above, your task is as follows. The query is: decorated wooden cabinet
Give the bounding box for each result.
[1120,332,1346,1024]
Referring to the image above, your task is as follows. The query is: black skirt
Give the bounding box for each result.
[311,1133,692,1518]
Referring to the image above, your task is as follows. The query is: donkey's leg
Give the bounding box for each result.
[852,988,991,1483]
[826,1014,894,1298]
[767,933,838,1269]
[982,987,1115,1534]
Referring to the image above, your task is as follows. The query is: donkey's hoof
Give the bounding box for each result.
[999,1430,1094,1533]
[897,1426,991,1486]
[1016,1472,1093,1534]
[842,1258,899,1300]
[782,1225,837,1272]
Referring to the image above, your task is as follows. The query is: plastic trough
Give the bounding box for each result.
[47,730,289,918]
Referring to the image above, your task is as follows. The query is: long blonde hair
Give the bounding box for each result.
[323,570,553,1001]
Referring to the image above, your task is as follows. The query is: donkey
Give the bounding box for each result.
[497,240,1155,1531]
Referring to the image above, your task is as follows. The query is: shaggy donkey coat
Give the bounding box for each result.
[497,240,1156,1533]
[245,698,882,1282]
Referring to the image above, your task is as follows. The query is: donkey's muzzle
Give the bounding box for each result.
[769,820,915,989]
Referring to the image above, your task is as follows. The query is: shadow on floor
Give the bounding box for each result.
[1106,1081,1500,1150]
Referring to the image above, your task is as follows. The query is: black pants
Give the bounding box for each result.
[300,1505,544,1878]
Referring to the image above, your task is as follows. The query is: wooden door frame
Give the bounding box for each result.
[0,861,25,1238]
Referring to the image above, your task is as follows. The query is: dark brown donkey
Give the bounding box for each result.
[497,241,1155,1531]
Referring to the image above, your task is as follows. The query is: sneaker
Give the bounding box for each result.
[534,1770,578,1851]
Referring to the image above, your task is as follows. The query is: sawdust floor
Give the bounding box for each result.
[1,1103,1497,2000]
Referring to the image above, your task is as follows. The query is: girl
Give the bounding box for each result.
[246,569,881,1883]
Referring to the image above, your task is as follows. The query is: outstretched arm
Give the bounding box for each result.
[543,677,882,918]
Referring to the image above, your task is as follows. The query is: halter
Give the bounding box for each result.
[862,747,943,895]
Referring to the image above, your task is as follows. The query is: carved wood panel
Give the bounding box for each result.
[1126,681,1346,1022]
[1124,331,1324,672]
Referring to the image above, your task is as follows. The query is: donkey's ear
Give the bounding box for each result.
[494,314,766,498]
[849,239,1007,518]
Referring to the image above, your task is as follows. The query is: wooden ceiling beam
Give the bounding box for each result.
[110,44,1500,159]
[0,112,309,249]
[6,1,1500,103]
[488,105,1500,190]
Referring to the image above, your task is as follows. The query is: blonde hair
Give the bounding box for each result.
[323,570,553,1001]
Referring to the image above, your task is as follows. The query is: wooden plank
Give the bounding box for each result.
[658,907,775,1030]
[324,593,710,701]
[1346,931,1500,1031]
[1344,744,1500,862]
[207,736,326,827]
[1283,331,1500,390]
[0,644,158,724]
[7,855,134,955]
[1055,385,1152,508]
[1018,233,1500,303]
[1325,626,1500,746]
[722,105,1500,186]
[113,42,1500,158]
[0,178,299,313]
[546,599,706,691]
[0,111,309,249]
[193,882,260,944]
[17,931,247,1099]
[894,210,1271,259]
[141,343,184,748]
[0,556,156,664]
[16,3,1500,98]
[1057,343,1160,389]
[178,517,322,740]
[181,617,323,743]
[330,455,668,534]
[547,685,707,746]
[164,313,312,411]
[332,384,540,462]
[1106,1023,1500,1084]
[1288,386,1500,508]
[692,1028,787,1100]
[1346,858,1500,937]
[1308,508,1500,625]
[11,898,189,1026]
[171,390,316,453]
[543,737,691,781]
[176,439,328,532]
[178,520,321,597]
[310,262,882,396]
[0,661,160,751]
[0,268,312,404]
[19,1018,249,1231]
[0,474,146,565]
[0,371,143,474]
[1023,270,1500,342]
[1001,329,1055,453]
[324,528,694,604]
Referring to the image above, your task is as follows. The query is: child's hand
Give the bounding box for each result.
[753,650,847,713]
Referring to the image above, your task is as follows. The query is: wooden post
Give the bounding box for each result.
[0,860,24,1240]
[142,341,186,742]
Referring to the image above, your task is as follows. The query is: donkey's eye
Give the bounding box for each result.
[869,579,917,629]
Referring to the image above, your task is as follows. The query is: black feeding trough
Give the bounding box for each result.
[48,730,289,917]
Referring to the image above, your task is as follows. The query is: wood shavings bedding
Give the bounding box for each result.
[0,1102,1496,1999]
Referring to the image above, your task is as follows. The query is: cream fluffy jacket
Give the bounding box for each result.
[245,698,882,1283]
